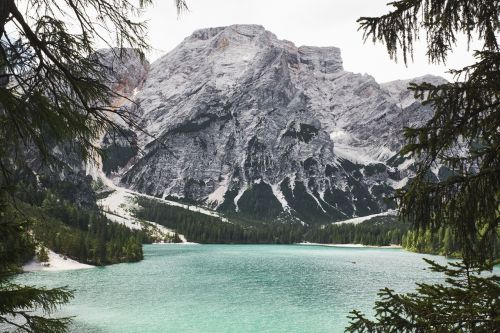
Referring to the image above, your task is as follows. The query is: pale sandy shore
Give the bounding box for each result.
[152,241,200,245]
[23,250,94,272]
[296,242,402,249]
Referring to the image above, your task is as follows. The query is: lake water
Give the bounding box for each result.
[16,244,456,332]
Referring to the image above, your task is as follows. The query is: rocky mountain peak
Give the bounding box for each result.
[190,24,267,40]
[381,74,447,109]
[98,26,445,225]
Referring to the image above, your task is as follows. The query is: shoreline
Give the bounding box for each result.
[148,242,403,249]
[296,242,402,249]
[151,241,199,245]
[148,242,402,248]
[23,250,94,272]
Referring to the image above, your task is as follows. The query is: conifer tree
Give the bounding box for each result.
[356,0,499,266]
[37,246,49,263]
[0,193,73,332]
[0,1,187,331]
[347,260,499,332]
[347,1,499,331]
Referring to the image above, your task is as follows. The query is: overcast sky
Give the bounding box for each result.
[142,0,479,83]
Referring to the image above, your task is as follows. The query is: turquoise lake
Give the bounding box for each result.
[15,244,462,332]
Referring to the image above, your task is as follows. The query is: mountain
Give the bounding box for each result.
[100,25,445,225]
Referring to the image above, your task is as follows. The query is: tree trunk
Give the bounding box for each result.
[0,0,13,88]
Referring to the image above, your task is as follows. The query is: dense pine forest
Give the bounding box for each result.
[30,197,145,265]
[134,196,408,246]
[305,216,408,246]
[10,172,146,266]
[134,196,305,244]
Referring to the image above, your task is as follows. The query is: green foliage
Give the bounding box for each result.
[280,179,331,223]
[403,226,500,260]
[0,1,188,331]
[359,0,500,267]
[0,209,35,274]
[25,185,144,266]
[101,129,138,175]
[0,191,73,333]
[237,182,283,222]
[346,260,500,333]
[350,1,500,331]
[134,196,306,244]
[0,282,73,333]
[357,0,499,65]
[102,145,137,175]
[0,140,145,333]
[399,52,500,265]
[136,197,408,246]
[37,247,49,263]
[323,188,356,219]
[306,216,409,246]
[403,227,460,257]
[6,169,145,266]
[0,1,153,169]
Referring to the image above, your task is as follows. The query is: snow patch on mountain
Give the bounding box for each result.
[271,183,290,211]
[333,209,397,225]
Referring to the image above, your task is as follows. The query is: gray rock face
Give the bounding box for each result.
[96,48,150,96]
[106,25,443,224]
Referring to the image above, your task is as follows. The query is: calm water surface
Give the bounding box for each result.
[16,244,463,332]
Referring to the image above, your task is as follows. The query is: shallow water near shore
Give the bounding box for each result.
[15,244,483,333]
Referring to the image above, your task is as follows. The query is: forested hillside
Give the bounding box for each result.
[134,196,408,246]
[305,216,408,246]
[11,172,146,266]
